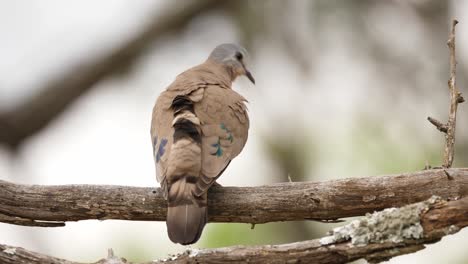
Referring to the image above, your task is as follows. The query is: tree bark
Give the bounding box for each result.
[1,196,466,264]
[0,168,466,226]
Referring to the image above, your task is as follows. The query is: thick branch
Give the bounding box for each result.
[428,19,465,167]
[1,197,466,264]
[0,169,466,226]
[0,0,222,149]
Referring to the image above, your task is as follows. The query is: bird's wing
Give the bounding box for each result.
[193,85,249,196]
[150,82,205,197]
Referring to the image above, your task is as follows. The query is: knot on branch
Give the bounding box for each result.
[456,92,465,103]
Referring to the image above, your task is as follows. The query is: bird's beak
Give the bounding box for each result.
[245,70,255,84]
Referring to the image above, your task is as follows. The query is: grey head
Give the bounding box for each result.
[208,43,255,84]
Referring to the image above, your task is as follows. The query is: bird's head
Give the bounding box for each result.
[208,43,255,84]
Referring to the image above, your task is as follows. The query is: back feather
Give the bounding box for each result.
[165,94,207,245]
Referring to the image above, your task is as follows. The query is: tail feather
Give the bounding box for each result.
[167,177,207,245]
[167,204,207,245]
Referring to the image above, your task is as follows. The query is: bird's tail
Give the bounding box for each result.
[167,177,207,245]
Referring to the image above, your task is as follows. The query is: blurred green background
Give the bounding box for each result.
[0,0,467,263]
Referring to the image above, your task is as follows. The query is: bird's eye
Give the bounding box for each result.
[235,52,243,60]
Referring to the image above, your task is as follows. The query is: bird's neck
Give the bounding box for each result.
[198,60,235,87]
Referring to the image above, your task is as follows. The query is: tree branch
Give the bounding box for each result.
[0,168,466,226]
[1,196,466,264]
[428,19,465,167]
[0,0,222,149]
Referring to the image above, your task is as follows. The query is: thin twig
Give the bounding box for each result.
[0,169,466,226]
[427,117,448,133]
[444,19,464,167]
[428,19,465,168]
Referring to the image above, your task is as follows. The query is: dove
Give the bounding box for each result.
[150,43,254,245]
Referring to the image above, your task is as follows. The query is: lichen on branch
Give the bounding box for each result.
[320,196,441,246]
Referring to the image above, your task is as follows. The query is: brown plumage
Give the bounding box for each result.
[150,44,254,244]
